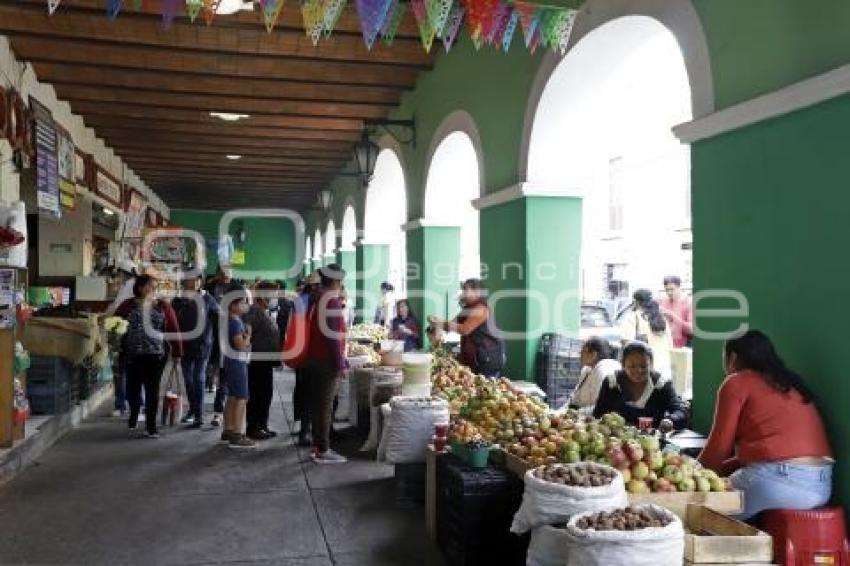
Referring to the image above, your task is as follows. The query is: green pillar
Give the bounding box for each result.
[322,253,336,267]
[302,260,310,278]
[405,221,461,348]
[355,242,389,325]
[477,185,582,379]
[336,248,357,295]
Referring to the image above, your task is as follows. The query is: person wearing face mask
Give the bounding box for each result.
[221,284,255,449]
[593,341,687,433]
[243,280,281,440]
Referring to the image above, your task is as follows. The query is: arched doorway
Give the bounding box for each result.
[364,148,407,293]
[325,219,336,256]
[527,15,693,308]
[341,204,357,249]
[312,228,322,264]
[424,131,481,281]
[304,234,312,273]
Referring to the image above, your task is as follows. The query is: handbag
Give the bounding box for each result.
[160,360,184,426]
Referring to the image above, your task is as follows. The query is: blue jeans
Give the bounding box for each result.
[181,354,209,421]
[731,461,833,520]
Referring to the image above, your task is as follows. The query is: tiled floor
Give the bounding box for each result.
[0,370,445,566]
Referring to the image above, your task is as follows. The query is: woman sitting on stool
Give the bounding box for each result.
[698,330,833,521]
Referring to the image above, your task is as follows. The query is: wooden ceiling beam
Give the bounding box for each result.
[32,63,402,106]
[116,148,348,166]
[123,158,342,175]
[133,166,330,182]
[80,116,361,142]
[104,138,352,158]
[53,83,389,120]
[69,101,363,131]
[1,4,431,66]
[7,35,420,87]
[21,0,422,39]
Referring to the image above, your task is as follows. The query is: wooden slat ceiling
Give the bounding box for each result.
[1,0,436,210]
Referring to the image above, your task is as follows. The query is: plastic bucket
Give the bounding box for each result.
[467,446,490,468]
[401,381,432,397]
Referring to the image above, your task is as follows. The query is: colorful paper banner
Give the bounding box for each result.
[501,8,519,51]
[356,0,393,50]
[411,0,436,52]
[107,0,122,19]
[323,0,348,36]
[441,3,464,52]
[381,0,406,45]
[202,0,220,26]
[301,0,325,45]
[186,0,203,22]
[47,0,61,16]
[260,0,286,33]
[426,0,453,38]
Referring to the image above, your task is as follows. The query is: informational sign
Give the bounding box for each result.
[123,188,147,240]
[95,168,123,208]
[30,97,61,218]
[74,150,87,185]
[57,127,76,210]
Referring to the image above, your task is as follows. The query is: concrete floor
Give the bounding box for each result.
[0,370,445,566]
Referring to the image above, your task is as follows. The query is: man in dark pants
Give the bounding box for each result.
[244,280,281,440]
[291,273,319,446]
[307,264,349,464]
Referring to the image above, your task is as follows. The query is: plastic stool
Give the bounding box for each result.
[758,507,850,566]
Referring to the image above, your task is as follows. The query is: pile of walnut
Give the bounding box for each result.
[534,463,616,488]
[574,507,673,531]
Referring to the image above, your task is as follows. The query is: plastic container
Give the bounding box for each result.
[402,381,432,398]
[467,446,490,469]
[435,423,450,438]
[402,352,433,388]
[433,435,447,452]
[758,506,850,566]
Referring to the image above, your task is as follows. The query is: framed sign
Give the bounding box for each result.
[74,149,88,186]
[30,97,61,218]
[56,126,75,210]
[95,167,123,208]
[123,188,147,240]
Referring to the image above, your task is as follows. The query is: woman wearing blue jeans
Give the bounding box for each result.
[699,330,834,521]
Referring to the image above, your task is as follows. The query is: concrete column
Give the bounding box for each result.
[354,242,389,325]
[404,220,461,348]
[335,248,357,294]
[475,183,583,379]
[322,253,335,268]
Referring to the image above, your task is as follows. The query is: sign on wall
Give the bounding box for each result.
[56,126,76,210]
[95,167,123,209]
[29,97,61,218]
[123,188,147,240]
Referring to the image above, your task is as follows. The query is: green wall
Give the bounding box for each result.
[170,209,298,284]
[691,94,850,510]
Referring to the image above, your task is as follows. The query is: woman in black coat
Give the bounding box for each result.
[593,341,687,432]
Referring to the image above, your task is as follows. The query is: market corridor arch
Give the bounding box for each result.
[526,15,697,310]
[423,114,483,282]
[364,148,407,294]
[341,203,357,249]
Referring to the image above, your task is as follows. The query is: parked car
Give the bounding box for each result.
[579,303,622,350]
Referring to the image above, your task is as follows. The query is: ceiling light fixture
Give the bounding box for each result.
[209,111,250,122]
[226,154,242,160]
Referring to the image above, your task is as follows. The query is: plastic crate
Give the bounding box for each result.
[436,455,525,566]
[394,462,427,507]
[27,355,75,415]
[537,333,583,357]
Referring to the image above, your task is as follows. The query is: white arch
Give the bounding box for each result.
[364,148,407,292]
[325,218,336,255]
[305,235,312,264]
[424,131,481,280]
[341,204,357,250]
[312,228,322,260]
[518,0,713,180]
[421,110,484,213]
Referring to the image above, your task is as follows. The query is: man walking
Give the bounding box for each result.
[244,280,281,440]
[658,275,693,348]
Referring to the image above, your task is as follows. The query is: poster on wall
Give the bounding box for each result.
[56,127,76,210]
[30,97,61,219]
[123,188,147,240]
[95,167,123,209]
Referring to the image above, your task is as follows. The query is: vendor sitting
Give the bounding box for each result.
[593,341,687,433]
[698,330,833,520]
[569,337,621,411]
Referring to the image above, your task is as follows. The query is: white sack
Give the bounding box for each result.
[382,396,448,464]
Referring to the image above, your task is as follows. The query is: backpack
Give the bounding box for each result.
[281,303,315,369]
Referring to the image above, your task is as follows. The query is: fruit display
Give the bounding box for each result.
[348,323,387,343]
[533,463,616,488]
[574,506,674,531]
[347,342,381,365]
[447,418,483,445]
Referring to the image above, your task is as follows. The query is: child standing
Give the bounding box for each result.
[222,285,256,449]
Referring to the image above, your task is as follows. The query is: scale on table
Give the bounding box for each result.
[661,429,708,457]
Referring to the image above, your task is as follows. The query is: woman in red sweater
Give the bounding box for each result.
[698,330,833,520]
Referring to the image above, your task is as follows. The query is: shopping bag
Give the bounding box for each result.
[159,359,185,426]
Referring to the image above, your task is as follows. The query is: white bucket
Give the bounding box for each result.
[401,381,432,398]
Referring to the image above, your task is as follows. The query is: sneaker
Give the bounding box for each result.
[220,431,239,444]
[211,415,222,428]
[312,449,347,464]
[145,431,161,439]
[138,414,146,423]
[246,429,270,441]
[180,414,194,425]
[229,435,258,450]
[262,428,278,438]
[190,420,203,429]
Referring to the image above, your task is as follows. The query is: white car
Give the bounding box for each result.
[579,303,623,350]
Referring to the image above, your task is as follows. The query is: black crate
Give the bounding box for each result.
[27,356,75,415]
[436,455,525,566]
[537,333,583,358]
[536,351,582,409]
[394,462,427,507]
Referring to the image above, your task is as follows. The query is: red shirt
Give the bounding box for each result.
[307,291,347,371]
[698,370,832,475]
[658,295,692,348]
